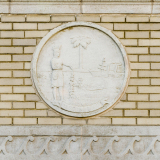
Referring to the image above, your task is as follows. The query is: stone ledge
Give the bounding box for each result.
[0,0,154,1]
[1,2,160,14]
[0,125,159,136]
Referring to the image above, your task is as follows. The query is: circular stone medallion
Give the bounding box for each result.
[31,22,130,118]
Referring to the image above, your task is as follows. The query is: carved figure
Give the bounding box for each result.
[51,45,64,101]
[51,45,72,101]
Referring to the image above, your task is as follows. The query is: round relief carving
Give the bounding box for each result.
[31,22,130,118]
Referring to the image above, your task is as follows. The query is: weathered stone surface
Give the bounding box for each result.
[0,126,158,159]
[32,22,129,118]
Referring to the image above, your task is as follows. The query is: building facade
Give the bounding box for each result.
[0,0,160,159]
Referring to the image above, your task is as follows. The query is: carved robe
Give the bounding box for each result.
[51,58,64,87]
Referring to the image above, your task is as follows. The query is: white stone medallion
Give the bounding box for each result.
[31,22,130,118]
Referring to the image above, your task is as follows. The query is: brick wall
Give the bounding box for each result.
[0,14,160,125]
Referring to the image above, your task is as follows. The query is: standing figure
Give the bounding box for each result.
[51,45,64,101]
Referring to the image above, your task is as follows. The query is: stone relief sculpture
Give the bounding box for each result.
[51,45,64,101]
[51,45,72,102]
[32,22,129,117]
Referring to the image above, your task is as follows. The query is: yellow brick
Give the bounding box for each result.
[97,23,113,30]
[137,118,160,125]
[24,78,32,85]
[63,119,86,125]
[13,39,36,46]
[139,71,160,77]
[129,79,150,86]
[36,102,48,109]
[51,15,75,22]
[0,102,12,109]
[47,110,60,116]
[125,110,148,116]
[0,110,23,117]
[0,55,11,61]
[128,55,138,62]
[25,31,48,38]
[121,94,126,100]
[0,63,23,69]
[151,31,160,38]
[150,94,160,101]
[1,15,25,22]
[38,118,61,124]
[125,31,149,38]
[13,102,35,109]
[1,31,24,38]
[151,79,160,85]
[139,55,160,62]
[76,15,100,22]
[0,78,23,85]
[112,31,124,38]
[1,94,24,101]
[26,94,40,101]
[126,86,137,93]
[150,110,160,116]
[150,47,160,54]
[0,47,23,53]
[115,102,136,109]
[0,118,12,124]
[130,71,137,77]
[25,110,47,117]
[130,63,150,69]
[0,86,12,93]
[27,15,50,22]
[38,23,61,30]
[128,94,148,101]
[120,39,137,46]
[125,47,148,54]
[13,118,37,124]
[126,16,149,22]
[139,24,160,30]
[25,62,31,69]
[114,23,138,30]
[13,86,35,93]
[151,63,160,69]
[139,39,160,46]
[101,15,125,22]
[24,47,35,54]
[112,118,136,125]
[13,55,32,61]
[102,110,123,116]
[0,23,12,30]
[13,71,30,77]
[36,38,41,44]
[0,71,11,77]
[138,102,160,109]
[13,23,37,30]
[150,16,160,22]
[88,118,111,124]
[0,39,11,46]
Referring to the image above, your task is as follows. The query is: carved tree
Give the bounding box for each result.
[71,36,91,69]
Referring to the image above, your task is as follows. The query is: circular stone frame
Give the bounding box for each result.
[31,22,130,118]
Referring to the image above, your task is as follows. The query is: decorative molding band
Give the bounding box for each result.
[0,126,159,159]
[1,2,160,14]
